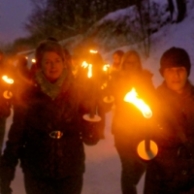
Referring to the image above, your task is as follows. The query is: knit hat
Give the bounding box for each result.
[160,47,191,76]
[35,40,64,68]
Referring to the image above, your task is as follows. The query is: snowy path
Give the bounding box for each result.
[3,110,145,194]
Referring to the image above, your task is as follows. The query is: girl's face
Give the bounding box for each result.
[41,51,64,82]
[113,53,121,65]
[123,54,140,72]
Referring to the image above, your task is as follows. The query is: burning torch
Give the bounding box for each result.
[124,87,158,160]
[2,75,14,99]
[101,64,114,104]
[81,60,101,122]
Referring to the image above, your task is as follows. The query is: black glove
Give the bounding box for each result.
[81,121,104,145]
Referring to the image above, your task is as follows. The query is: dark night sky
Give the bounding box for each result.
[0,0,32,44]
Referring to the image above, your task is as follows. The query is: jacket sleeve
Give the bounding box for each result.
[0,103,26,194]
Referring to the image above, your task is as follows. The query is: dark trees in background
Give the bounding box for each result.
[24,0,142,45]
[136,0,151,57]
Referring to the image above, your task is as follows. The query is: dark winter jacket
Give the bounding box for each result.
[0,70,104,193]
[0,71,12,154]
[111,69,156,146]
[144,81,194,194]
[0,72,11,119]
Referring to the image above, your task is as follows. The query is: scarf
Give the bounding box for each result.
[35,70,68,100]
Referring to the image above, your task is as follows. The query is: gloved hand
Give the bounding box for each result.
[81,120,105,145]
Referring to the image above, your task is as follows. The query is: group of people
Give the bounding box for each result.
[0,39,194,194]
[110,47,194,194]
[0,40,105,194]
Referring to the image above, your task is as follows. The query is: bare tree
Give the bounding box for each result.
[135,0,151,57]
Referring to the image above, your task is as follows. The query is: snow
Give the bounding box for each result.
[2,0,194,193]
[101,1,194,87]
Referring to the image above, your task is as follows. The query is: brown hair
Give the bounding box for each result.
[35,40,64,69]
[160,47,191,76]
[120,50,142,72]
[113,50,124,58]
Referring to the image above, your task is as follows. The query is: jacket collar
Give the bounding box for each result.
[35,69,69,100]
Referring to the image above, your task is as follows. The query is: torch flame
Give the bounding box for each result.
[82,61,89,68]
[81,61,93,78]
[89,49,98,54]
[103,64,110,72]
[31,59,36,63]
[2,75,14,85]
[124,88,152,118]
[88,64,92,78]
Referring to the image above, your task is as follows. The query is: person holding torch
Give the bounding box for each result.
[0,40,103,194]
[0,50,11,154]
[111,50,156,194]
[144,47,194,194]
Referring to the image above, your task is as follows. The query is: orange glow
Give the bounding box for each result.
[103,64,110,72]
[2,75,14,84]
[81,61,92,78]
[124,88,152,118]
[88,64,92,78]
[81,61,89,68]
[137,140,158,160]
[31,58,36,63]
[89,49,98,54]
[3,90,13,99]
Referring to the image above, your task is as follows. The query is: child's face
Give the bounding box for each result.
[113,54,121,65]
[123,54,140,72]
[163,66,188,93]
[41,51,64,82]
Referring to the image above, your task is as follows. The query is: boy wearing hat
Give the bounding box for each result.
[144,47,194,194]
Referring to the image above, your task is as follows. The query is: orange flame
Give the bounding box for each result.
[81,61,89,68]
[103,64,110,72]
[88,64,92,78]
[2,75,14,84]
[82,61,92,78]
[31,59,36,63]
[124,88,152,118]
[3,90,13,99]
[89,49,98,54]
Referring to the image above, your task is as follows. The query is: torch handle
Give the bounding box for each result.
[145,138,150,152]
[89,107,95,118]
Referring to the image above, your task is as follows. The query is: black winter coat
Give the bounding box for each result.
[144,81,194,194]
[0,72,103,191]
